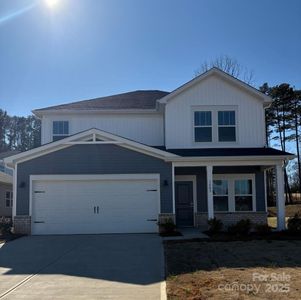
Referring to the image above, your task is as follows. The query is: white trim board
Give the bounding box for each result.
[175,175,197,214]
[175,175,197,226]
[170,158,292,166]
[213,173,256,213]
[158,68,272,106]
[4,128,178,167]
[30,174,160,181]
[192,105,239,146]
[33,109,161,118]
[12,165,17,219]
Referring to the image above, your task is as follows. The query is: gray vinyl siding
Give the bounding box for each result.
[175,166,266,213]
[16,144,172,215]
[0,182,13,217]
[175,167,207,212]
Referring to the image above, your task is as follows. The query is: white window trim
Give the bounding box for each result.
[213,174,256,213]
[52,120,70,141]
[212,179,229,212]
[5,190,13,208]
[193,111,213,142]
[175,175,197,226]
[192,105,239,146]
[217,111,236,142]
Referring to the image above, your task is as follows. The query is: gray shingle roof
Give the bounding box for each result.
[154,147,294,157]
[34,90,169,112]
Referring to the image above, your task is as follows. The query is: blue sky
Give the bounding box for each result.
[0,0,300,116]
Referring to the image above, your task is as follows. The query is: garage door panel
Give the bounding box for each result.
[31,176,159,235]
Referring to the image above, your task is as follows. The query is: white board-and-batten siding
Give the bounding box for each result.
[41,113,164,146]
[164,74,266,149]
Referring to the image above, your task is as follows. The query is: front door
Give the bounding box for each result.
[175,181,194,227]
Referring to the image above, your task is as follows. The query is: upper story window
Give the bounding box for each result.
[194,111,212,142]
[193,107,237,143]
[53,121,69,141]
[218,111,236,142]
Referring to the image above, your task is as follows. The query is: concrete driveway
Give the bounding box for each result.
[0,234,165,300]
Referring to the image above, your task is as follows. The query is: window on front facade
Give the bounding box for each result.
[213,180,229,211]
[5,191,13,208]
[213,175,255,212]
[218,111,236,142]
[53,121,69,141]
[194,111,212,142]
[235,179,253,211]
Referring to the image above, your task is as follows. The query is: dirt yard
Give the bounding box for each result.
[268,204,301,218]
[165,240,301,299]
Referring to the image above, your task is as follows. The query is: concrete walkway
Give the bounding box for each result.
[0,234,165,300]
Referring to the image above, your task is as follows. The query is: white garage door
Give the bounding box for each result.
[31,175,159,235]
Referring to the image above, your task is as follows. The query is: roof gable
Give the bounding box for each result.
[158,68,272,107]
[4,128,178,167]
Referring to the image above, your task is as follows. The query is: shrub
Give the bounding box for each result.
[208,217,223,234]
[287,213,301,233]
[228,219,252,236]
[254,224,272,235]
[0,222,12,235]
[158,218,176,233]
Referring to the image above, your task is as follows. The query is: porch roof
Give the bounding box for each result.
[155,147,294,158]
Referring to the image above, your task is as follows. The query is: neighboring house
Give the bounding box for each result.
[0,151,19,218]
[5,68,294,235]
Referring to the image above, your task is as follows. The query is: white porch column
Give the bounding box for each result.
[172,163,175,215]
[276,163,286,231]
[206,165,214,220]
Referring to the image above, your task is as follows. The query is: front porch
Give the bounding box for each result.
[166,160,286,231]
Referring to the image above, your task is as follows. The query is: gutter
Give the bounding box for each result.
[164,154,296,162]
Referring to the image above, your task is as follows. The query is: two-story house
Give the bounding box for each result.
[5,68,293,235]
[0,151,19,218]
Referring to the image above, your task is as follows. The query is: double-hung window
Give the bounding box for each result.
[193,107,237,143]
[5,191,13,208]
[194,111,212,142]
[53,121,69,141]
[218,111,236,142]
[213,180,229,211]
[235,179,253,211]
[212,175,255,212]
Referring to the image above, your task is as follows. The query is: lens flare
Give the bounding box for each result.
[0,2,37,25]
[45,0,60,8]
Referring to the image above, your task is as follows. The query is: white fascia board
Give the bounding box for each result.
[4,128,178,167]
[158,68,272,105]
[32,109,161,118]
[4,128,97,167]
[167,155,295,166]
[0,171,13,184]
[165,154,295,163]
[87,129,178,158]
[30,174,160,181]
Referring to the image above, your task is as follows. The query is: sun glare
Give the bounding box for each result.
[45,0,60,8]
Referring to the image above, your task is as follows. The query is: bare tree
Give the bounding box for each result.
[195,55,255,85]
